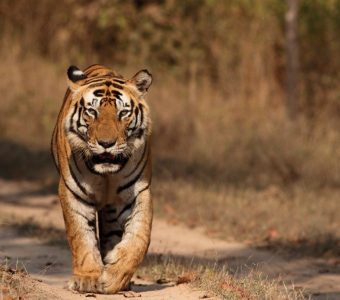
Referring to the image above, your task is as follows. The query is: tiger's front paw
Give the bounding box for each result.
[98,265,134,294]
[68,274,101,293]
[98,243,147,294]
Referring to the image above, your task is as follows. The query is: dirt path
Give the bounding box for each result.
[0,179,339,299]
[1,227,206,300]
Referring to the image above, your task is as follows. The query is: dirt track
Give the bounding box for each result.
[0,179,339,299]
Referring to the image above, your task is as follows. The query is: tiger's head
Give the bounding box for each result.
[65,65,152,174]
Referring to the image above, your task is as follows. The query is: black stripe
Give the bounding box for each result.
[127,102,137,130]
[72,153,81,173]
[87,82,109,88]
[84,77,110,84]
[125,181,152,225]
[71,208,93,224]
[105,218,118,223]
[128,100,135,117]
[93,89,105,97]
[69,156,88,196]
[134,106,140,127]
[112,90,123,97]
[106,208,117,214]
[62,137,89,207]
[87,218,96,229]
[117,202,134,220]
[117,151,149,194]
[85,79,106,86]
[113,79,125,84]
[116,182,151,220]
[135,129,145,139]
[76,106,87,129]
[139,104,144,126]
[124,142,147,178]
[84,64,104,74]
[70,102,78,121]
[104,230,123,238]
[112,83,123,89]
[71,208,90,221]
[63,178,95,207]
[69,128,87,142]
[135,182,151,200]
[62,143,92,207]
[76,106,82,128]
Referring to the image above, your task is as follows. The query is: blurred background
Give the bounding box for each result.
[0,0,339,255]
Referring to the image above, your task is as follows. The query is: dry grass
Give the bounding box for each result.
[0,261,29,300]
[0,260,58,300]
[1,215,308,299]
[0,215,66,247]
[0,3,339,298]
[0,53,338,258]
[0,50,64,149]
[153,179,340,257]
[137,255,308,300]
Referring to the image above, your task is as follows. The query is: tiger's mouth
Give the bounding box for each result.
[92,152,129,165]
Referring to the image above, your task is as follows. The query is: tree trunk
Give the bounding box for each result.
[285,0,300,119]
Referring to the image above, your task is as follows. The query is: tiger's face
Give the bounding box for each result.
[65,66,152,174]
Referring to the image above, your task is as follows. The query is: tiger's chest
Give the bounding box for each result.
[71,161,123,209]
[63,136,148,213]
[69,155,144,209]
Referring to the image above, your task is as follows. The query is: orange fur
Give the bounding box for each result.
[51,64,153,293]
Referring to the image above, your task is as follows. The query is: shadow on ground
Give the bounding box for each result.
[0,228,169,296]
[0,139,339,261]
[258,234,340,258]
[1,220,339,300]
[0,138,339,300]
[0,139,56,181]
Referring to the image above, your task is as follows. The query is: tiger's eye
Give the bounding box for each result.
[87,108,97,117]
[119,110,129,118]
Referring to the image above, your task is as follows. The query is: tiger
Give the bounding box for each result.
[51,64,153,294]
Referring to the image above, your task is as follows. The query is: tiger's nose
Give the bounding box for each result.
[98,139,116,148]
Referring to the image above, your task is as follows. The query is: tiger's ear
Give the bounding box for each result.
[129,69,152,96]
[67,65,87,92]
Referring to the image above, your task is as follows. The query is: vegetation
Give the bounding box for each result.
[0,214,308,299]
[0,0,338,270]
[137,254,307,300]
[1,1,340,117]
[0,262,29,300]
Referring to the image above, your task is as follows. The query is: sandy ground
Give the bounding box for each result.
[0,179,339,299]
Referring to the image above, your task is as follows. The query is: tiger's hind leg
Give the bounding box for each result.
[59,180,103,293]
